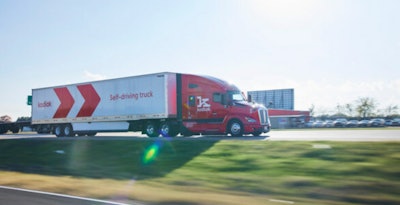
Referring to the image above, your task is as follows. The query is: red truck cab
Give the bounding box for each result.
[179,74,270,136]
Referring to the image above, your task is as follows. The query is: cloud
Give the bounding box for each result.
[83,70,107,81]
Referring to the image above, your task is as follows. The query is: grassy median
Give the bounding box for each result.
[0,138,399,205]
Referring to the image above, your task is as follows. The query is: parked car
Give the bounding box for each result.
[305,121,314,128]
[385,120,393,126]
[391,118,400,126]
[323,120,334,128]
[358,120,370,127]
[369,118,385,127]
[346,120,359,127]
[333,118,348,127]
[313,121,324,128]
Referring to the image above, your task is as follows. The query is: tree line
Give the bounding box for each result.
[309,97,399,119]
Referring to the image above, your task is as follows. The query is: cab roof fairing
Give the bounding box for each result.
[198,74,241,91]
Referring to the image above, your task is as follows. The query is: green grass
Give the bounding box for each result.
[0,138,218,179]
[0,138,399,205]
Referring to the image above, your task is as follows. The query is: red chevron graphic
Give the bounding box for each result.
[53,87,75,118]
[77,84,100,117]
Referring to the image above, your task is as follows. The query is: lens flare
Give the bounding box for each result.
[143,144,160,164]
[142,131,175,165]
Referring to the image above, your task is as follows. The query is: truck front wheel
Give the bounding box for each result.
[228,120,244,137]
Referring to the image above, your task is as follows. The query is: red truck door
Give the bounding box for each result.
[180,74,229,134]
[209,92,230,129]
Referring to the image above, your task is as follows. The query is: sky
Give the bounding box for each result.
[1,0,399,119]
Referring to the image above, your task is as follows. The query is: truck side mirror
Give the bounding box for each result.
[248,94,252,102]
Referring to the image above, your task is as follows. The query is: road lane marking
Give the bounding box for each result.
[269,198,295,204]
[0,185,139,205]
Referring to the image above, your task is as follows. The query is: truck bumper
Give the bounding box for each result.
[245,124,270,134]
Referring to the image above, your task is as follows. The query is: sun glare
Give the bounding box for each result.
[248,0,321,26]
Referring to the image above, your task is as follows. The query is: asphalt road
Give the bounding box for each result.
[268,129,400,141]
[0,129,399,141]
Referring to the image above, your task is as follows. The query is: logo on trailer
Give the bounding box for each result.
[38,101,52,108]
[197,96,210,112]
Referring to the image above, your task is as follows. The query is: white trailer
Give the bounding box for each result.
[31,72,177,137]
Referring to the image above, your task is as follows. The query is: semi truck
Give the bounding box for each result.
[1,72,270,137]
[0,116,31,134]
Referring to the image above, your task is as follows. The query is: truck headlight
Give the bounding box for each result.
[245,117,257,123]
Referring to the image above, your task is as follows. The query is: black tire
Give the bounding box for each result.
[11,126,20,134]
[160,122,179,137]
[145,121,159,137]
[63,124,74,137]
[0,126,7,134]
[228,120,244,137]
[54,125,64,137]
[36,126,43,134]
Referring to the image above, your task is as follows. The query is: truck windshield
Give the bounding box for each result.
[228,91,246,102]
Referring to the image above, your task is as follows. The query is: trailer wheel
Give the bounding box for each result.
[0,127,7,134]
[228,120,244,137]
[63,124,74,137]
[36,126,43,134]
[11,126,20,134]
[54,125,64,137]
[145,122,159,137]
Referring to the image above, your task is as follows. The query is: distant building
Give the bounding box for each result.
[248,89,310,129]
[248,89,294,110]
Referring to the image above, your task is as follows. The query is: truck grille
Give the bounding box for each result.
[258,109,269,125]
